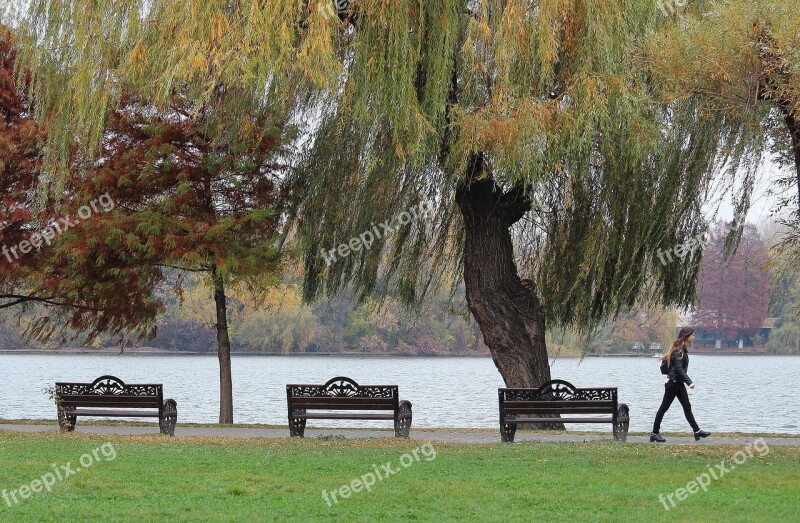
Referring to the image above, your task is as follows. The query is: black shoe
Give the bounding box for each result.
[694,430,711,441]
[650,432,666,443]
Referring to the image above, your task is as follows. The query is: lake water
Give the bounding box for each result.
[1,353,798,434]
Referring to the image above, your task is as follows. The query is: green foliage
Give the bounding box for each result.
[0,313,28,350]
[766,264,800,354]
[233,285,319,354]
[294,0,721,333]
[12,0,315,180]
[147,275,487,355]
[648,0,800,229]
[579,305,679,355]
[9,1,776,338]
[768,321,800,354]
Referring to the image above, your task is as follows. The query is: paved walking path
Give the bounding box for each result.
[2,423,798,446]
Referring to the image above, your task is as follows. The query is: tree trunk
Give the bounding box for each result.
[212,265,234,424]
[456,155,563,429]
[785,113,800,216]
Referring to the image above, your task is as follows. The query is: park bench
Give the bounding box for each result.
[286,376,412,438]
[498,379,629,442]
[55,375,178,436]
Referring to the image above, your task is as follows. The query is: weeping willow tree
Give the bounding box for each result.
[12,1,739,408]
[292,0,726,392]
[648,0,800,223]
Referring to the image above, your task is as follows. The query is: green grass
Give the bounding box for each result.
[0,432,797,522]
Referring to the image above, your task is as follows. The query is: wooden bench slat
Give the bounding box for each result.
[291,403,395,411]
[61,400,162,409]
[59,394,162,402]
[62,402,162,409]
[293,413,396,420]
[502,400,615,408]
[291,397,395,406]
[64,409,163,417]
[504,407,615,415]
[507,417,614,424]
[61,398,161,409]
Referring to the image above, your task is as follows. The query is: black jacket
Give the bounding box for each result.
[667,349,692,385]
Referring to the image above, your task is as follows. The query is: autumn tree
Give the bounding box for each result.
[14,1,733,419]
[604,305,678,353]
[69,93,288,423]
[291,1,719,394]
[0,24,40,308]
[694,222,771,345]
[2,19,286,420]
[1,25,163,343]
[647,0,800,223]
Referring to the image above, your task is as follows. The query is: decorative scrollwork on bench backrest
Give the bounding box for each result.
[501,379,616,402]
[287,376,398,399]
[55,375,162,397]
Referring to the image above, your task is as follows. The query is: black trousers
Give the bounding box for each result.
[652,380,700,433]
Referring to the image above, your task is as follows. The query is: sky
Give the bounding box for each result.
[706,156,792,233]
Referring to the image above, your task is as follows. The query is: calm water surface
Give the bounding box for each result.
[1,354,798,434]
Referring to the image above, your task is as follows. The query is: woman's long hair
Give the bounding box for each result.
[664,327,695,366]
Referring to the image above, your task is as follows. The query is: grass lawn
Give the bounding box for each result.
[0,431,797,522]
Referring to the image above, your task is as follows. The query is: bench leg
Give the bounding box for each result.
[289,409,307,438]
[500,416,517,443]
[395,401,413,438]
[160,399,178,436]
[613,404,630,442]
[57,408,76,432]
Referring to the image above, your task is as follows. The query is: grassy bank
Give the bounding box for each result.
[0,432,797,522]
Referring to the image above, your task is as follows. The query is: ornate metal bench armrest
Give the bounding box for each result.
[613,403,630,442]
[289,408,307,438]
[395,400,413,438]
[57,404,77,432]
[160,399,178,436]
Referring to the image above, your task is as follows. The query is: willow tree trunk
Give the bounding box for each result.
[456,157,563,429]
[212,266,234,424]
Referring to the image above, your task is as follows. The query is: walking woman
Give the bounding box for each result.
[650,327,711,442]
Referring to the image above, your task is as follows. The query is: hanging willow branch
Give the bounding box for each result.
[10,0,763,333]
